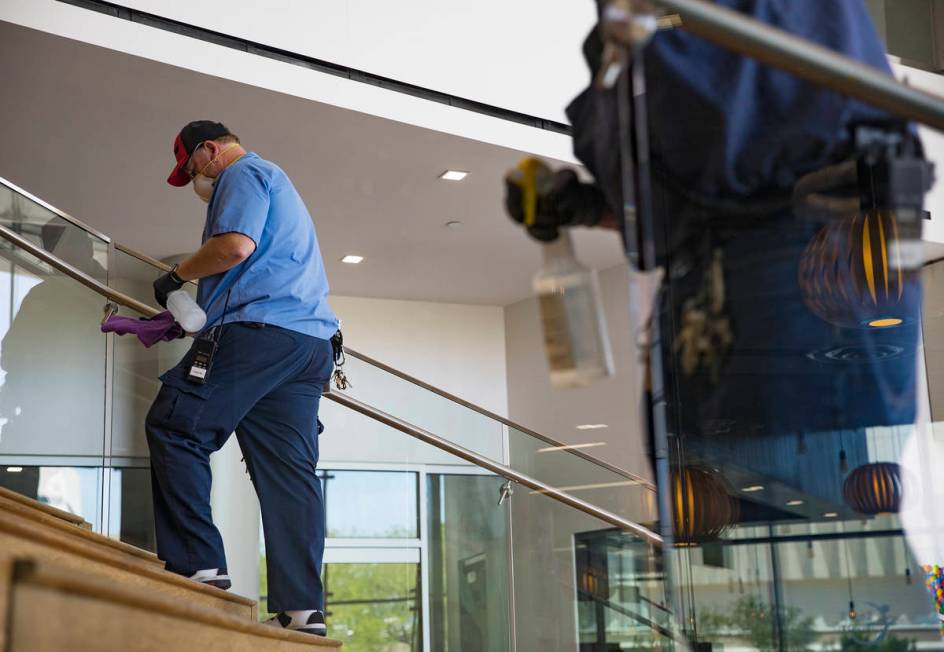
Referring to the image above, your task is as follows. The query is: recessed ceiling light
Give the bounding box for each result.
[576,424,608,430]
[786,499,804,506]
[823,512,839,518]
[538,442,607,453]
[341,255,364,264]
[741,485,765,493]
[439,170,468,181]
[6,466,23,473]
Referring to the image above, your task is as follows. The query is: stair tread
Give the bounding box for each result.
[0,509,255,611]
[10,559,340,649]
[0,488,162,565]
[0,484,89,527]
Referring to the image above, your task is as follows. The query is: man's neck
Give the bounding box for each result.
[218,145,248,170]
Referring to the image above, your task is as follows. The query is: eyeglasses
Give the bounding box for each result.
[184,142,206,179]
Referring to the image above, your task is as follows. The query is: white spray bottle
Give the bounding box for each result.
[166,288,207,333]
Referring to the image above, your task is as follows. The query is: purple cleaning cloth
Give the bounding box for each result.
[101,310,185,347]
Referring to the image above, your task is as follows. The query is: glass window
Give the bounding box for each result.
[106,467,156,552]
[428,474,511,652]
[322,470,418,539]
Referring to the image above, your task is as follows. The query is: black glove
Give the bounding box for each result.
[153,265,186,308]
[504,159,608,242]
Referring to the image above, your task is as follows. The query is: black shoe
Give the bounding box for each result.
[263,610,327,636]
[187,568,232,590]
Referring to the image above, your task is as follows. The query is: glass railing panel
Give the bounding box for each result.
[0,240,107,462]
[0,181,108,283]
[0,229,109,524]
[338,354,657,526]
[107,247,190,460]
[508,424,657,529]
[640,46,941,650]
[511,476,672,652]
[338,354,506,463]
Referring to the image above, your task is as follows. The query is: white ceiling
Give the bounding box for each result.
[0,21,626,306]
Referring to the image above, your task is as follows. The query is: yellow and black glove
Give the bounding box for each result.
[504,158,609,242]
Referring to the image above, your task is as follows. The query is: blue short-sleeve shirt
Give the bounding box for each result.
[195,152,338,340]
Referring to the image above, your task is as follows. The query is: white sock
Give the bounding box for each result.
[283,610,319,626]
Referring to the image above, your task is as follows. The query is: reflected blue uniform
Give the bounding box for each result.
[146,152,336,611]
[567,1,922,446]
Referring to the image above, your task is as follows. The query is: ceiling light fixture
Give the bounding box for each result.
[6,466,23,473]
[576,424,608,431]
[741,485,765,493]
[538,442,607,453]
[341,255,364,264]
[824,512,839,518]
[786,499,804,506]
[439,170,468,181]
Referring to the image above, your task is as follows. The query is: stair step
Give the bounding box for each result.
[0,507,255,636]
[0,488,161,566]
[6,560,341,651]
[0,485,91,528]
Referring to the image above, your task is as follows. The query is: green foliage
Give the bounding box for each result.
[259,557,419,652]
[699,595,816,652]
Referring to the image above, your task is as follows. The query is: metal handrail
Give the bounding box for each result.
[342,348,656,490]
[115,243,175,273]
[114,242,656,490]
[0,222,663,545]
[634,0,944,132]
[326,391,662,545]
[0,224,158,317]
[0,176,113,243]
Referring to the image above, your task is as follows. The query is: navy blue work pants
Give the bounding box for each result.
[145,322,333,611]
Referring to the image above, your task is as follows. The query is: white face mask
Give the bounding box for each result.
[190,142,238,203]
[193,174,215,203]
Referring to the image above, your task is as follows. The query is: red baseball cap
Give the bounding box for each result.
[167,120,232,187]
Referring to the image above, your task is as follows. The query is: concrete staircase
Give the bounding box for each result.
[0,485,341,651]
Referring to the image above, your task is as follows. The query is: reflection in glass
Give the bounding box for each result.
[576,528,671,650]
[0,465,103,528]
[0,248,107,458]
[322,470,418,539]
[0,183,108,282]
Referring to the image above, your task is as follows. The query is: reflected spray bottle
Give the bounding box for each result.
[533,228,614,388]
[508,157,614,388]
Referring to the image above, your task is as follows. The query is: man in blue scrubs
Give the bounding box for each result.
[147,120,337,636]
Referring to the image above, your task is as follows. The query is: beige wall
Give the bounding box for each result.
[318,295,508,467]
